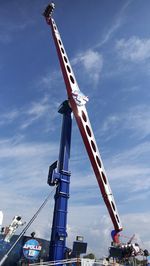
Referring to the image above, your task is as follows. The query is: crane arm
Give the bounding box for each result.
[43,3,123,235]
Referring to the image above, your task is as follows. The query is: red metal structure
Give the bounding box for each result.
[43,3,122,238]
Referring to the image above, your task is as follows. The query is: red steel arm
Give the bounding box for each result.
[43,3,123,234]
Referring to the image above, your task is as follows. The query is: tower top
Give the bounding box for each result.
[43,2,55,19]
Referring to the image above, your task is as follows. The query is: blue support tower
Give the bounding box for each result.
[47,100,72,262]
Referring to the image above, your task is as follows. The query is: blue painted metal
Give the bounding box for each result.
[48,100,72,262]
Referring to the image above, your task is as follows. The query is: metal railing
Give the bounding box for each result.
[29,258,80,265]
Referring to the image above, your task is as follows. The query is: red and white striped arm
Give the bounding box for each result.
[44,6,123,233]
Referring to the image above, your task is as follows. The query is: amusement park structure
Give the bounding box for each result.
[43,2,149,263]
[43,2,122,260]
[0,3,149,265]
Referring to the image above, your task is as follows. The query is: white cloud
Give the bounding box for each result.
[127,105,150,139]
[104,141,150,199]
[100,105,150,140]
[0,136,59,232]
[0,110,19,126]
[20,96,53,129]
[100,115,120,135]
[80,50,103,72]
[97,0,132,47]
[0,96,58,131]
[38,70,62,89]
[99,19,122,47]
[122,213,150,249]
[116,36,150,62]
[72,49,103,85]
[108,163,150,196]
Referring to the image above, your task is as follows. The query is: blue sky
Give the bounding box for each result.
[0,0,150,257]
